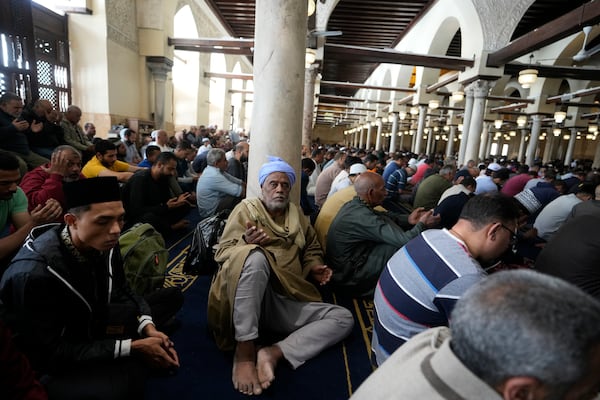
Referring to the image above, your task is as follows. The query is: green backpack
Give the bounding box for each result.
[119,223,169,295]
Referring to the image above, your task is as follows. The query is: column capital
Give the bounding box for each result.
[466,80,494,98]
[146,56,173,80]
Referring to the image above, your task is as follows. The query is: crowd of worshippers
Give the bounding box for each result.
[2,88,600,398]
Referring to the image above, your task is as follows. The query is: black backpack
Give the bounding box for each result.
[183,209,230,275]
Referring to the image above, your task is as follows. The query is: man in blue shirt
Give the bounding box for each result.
[196,148,245,219]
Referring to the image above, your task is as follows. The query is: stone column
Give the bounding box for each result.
[593,135,600,169]
[565,128,578,167]
[365,124,373,150]
[478,123,489,161]
[302,66,318,148]
[518,130,527,163]
[543,131,554,164]
[446,125,456,158]
[389,112,399,153]
[375,120,383,150]
[359,127,365,149]
[414,105,427,154]
[426,127,434,155]
[458,85,475,165]
[146,57,173,129]
[248,0,307,200]
[525,115,542,166]
[464,80,491,164]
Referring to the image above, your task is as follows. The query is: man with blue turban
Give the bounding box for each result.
[208,156,354,396]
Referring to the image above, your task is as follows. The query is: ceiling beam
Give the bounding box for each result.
[324,43,474,70]
[504,63,600,81]
[204,72,253,80]
[168,38,254,47]
[317,94,366,102]
[320,80,416,92]
[490,103,530,113]
[487,95,535,104]
[175,46,253,55]
[487,1,600,67]
[546,86,600,103]
[426,72,459,93]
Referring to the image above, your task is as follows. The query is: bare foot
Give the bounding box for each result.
[233,341,262,395]
[257,345,282,390]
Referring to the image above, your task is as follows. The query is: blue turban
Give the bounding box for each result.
[259,156,296,187]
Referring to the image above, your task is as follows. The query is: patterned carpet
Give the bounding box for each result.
[146,216,375,399]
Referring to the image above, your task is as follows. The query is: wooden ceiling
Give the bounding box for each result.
[202,0,599,125]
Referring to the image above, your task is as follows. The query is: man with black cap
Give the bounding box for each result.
[208,156,353,396]
[0,176,182,399]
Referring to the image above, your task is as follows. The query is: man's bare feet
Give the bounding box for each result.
[233,341,262,395]
[257,345,283,390]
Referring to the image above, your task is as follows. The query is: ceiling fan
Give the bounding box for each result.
[573,26,600,62]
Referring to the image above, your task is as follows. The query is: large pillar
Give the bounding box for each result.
[375,120,383,150]
[365,123,373,149]
[146,57,173,129]
[248,0,307,200]
[446,125,456,157]
[426,127,434,155]
[464,80,491,164]
[458,85,475,166]
[525,115,542,166]
[518,130,527,163]
[478,123,489,161]
[389,112,399,153]
[593,135,600,169]
[302,66,318,148]
[543,131,554,164]
[565,128,578,167]
[414,105,427,154]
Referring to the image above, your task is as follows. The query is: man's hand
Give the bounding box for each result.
[30,120,43,133]
[30,199,63,225]
[166,193,191,209]
[131,336,180,369]
[418,209,441,228]
[408,207,427,225]
[11,118,29,131]
[243,221,270,246]
[44,149,70,176]
[310,264,332,286]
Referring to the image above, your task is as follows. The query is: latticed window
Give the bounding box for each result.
[0,1,70,109]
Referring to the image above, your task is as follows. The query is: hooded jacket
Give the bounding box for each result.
[0,224,152,374]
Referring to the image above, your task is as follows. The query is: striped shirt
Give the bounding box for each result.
[372,229,485,366]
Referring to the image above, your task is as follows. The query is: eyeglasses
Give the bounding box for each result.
[499,223,518,254]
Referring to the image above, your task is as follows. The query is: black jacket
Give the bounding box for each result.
[0,224,152,374]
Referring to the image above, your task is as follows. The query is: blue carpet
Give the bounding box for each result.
[146,211,374,399]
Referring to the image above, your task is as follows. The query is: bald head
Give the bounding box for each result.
[65,105,82,124]
[354,171,386,206]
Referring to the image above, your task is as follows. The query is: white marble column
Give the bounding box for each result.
[248,0,307,200]
[389,112,399,153]
[593,135,600,169]
[446,125,456,158]
[464,80,491,164]
[365,124,373,150]
[525,115,543,166]
[485,131,493,159]
[414,105,427,154]
[302,66,318,148]
[543,131,554,164]
[375,120,383,151]
[565,128,578,167]
[478,123,489,161]
[426,127,434,155]
[518,130,527,163]
[146,57,173,129]
[458,85,475,165]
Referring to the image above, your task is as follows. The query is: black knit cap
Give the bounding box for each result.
[64,177,121,210]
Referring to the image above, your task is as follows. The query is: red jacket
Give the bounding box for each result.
[20,164,86,221]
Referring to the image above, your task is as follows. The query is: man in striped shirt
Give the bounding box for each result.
[372,193,520,366]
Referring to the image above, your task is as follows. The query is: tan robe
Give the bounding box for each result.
[207,198,324,351]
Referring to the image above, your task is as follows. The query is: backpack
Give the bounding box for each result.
[183,209,230,275]
[119,223,169,295]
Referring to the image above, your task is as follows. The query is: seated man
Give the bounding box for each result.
[227,141,249,182]
[122,152,191,235]
[372,194,520,365]
[0,151,62,270]
[207,156,354,396]
[196,148,245,219]
[22,99,64,159]
[137,145,160,168]
[536,214,600,300]
[60,105,94,162]
[412,165,455,210]
[0,177,182,399]
[20,145,85,222]
[352,269,600,400]
[82,139,143,182]
[0,92,48,174]
[326,172,439,297]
